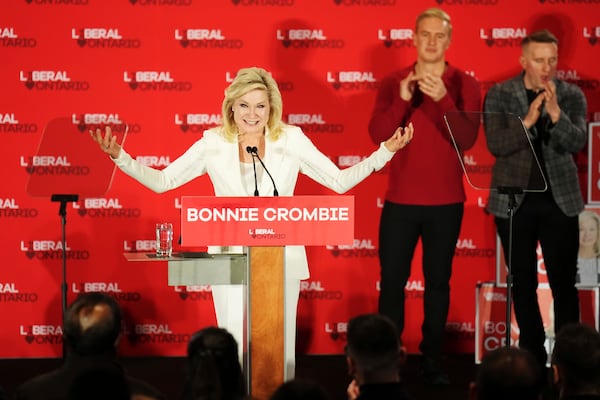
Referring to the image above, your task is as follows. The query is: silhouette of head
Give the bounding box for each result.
[345,313,403,383]
[471,346,542,400]
[184,326,245,400]
[551,322,600,396]
[269,379,329,400]
[63,292,122,357]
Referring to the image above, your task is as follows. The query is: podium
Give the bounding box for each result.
[180,195,355,399]
[128,195,355,399]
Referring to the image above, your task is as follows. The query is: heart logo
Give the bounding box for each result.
[25,166,34,174]
[384,40,392,48]
[231,0,241,4]
[179,292,188,300]
[129,0,137,4]
[77,209,87,217]
[180,40,189,48]
[77,39,86,47]
[283,40,291,48]
[589,37,598,46]
[25,81,34,90]
[26,251,35,259]
[332,82,341,90]
[129,82,138,90]
[180,124,189,132]
[25,334,34,344]
[486,39,495,47]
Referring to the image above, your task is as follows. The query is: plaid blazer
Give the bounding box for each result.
[483,72,588,218]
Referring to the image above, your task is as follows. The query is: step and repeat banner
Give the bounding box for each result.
[1,0,599,358]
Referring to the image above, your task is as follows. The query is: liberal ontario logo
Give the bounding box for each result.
[276,29,344,49]
[175,29,243,49]
[19,70,89,91]
[479,27,526,47]
[0,27,36,48]
[71,28,141,48]
[123,71,192,91]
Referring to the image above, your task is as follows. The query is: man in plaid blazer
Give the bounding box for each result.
[483,29,588,371]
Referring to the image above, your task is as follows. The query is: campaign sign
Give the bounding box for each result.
[180,195,355,247]
[475,282,598,364]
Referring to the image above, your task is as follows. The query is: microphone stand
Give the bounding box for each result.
[497,186,522,348]
[50,193,79,359]
[249,146,279,197]
[246,146,259,196]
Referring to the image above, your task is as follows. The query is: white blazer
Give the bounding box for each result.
[113,124,394,280]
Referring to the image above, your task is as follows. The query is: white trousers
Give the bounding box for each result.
[211,279,300,379]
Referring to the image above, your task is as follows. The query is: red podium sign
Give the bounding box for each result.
[180,195,354,247]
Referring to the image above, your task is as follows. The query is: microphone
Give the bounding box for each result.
[245,146,259,196]
[248,146,279,197]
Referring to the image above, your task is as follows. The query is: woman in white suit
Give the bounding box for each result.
[90,66,414,378]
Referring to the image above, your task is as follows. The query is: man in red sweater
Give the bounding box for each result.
[368,7,481,386]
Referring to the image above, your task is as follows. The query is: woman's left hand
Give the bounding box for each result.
[384,122,414,152]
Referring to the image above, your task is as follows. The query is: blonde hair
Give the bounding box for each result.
[220,67,286,142]
[416,7,452,38]
[579,210,600,257]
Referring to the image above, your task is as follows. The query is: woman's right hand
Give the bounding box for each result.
[384,122,414,152]
[90,126,121,159]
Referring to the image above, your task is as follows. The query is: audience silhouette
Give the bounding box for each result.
[67,366,131,400]
[269,379,329,400]
[344,313,413,400]
[182,326,245,400]
[469,346,542,400]
[15,292,164,400]
[551,322,600,399]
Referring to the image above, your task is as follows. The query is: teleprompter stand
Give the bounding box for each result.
[27,117,127,357]
[444,111,546,348]
[50,193,79,335]
[495,186,523,346]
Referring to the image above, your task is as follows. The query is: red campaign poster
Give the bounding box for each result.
[475,283,599,364]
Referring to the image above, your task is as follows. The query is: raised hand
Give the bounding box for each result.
[89,126,121,159]
[542,80,560,123]
[416,72,447,102]
[384,122,414,152]
[399,71,418,101]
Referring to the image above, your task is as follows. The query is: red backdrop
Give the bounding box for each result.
[1,0,599,359]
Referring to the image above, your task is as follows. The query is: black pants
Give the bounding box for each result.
[378,201,463,359]
[495,192,580,367]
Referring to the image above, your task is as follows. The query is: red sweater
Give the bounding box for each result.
[369,64,481,205]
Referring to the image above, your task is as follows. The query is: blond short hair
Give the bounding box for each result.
[221,67,286,142]
[416,7,452,38]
